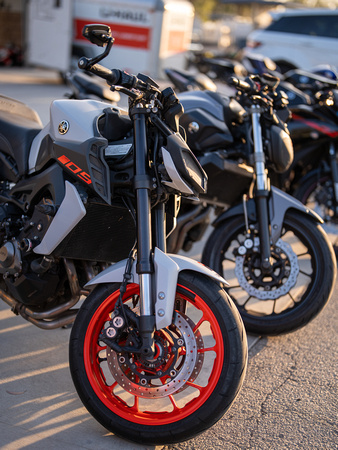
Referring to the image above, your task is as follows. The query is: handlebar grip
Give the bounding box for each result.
[118,71,138,88]
[78,57,120,85]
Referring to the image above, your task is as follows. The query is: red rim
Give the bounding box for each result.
[83,283,225,425]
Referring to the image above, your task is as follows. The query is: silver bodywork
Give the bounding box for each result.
[85,247,228,330]
[33,181,86,255]
[28,99,116,172]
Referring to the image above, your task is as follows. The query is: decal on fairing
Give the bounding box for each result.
[58,155,92,185]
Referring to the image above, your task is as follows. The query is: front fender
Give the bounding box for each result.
[85,247,228,330]
[269,186,323,243]
[213,186,323,244]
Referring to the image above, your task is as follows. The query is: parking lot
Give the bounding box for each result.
[0,67,337,450]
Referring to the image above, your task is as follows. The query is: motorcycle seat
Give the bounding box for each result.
[68,72,120,103]
[0,96,43,180]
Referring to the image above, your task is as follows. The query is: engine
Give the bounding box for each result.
[0,198,65,306]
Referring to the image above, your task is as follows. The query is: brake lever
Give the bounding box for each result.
[111,86,143,100]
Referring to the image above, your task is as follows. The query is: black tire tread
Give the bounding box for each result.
[69,272,247,445]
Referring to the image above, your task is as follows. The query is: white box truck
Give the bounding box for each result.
[26,0,194,79]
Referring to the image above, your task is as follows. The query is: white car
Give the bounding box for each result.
[244,9,338,72]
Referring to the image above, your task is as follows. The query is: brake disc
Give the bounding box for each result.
[106,312,199,398]
[235,238,299,300]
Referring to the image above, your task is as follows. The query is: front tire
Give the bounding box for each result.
[69,271,247,445]
[202,211,336,335]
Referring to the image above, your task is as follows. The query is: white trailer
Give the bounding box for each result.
[26,0,194,79]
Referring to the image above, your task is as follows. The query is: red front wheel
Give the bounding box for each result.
[69,271,247,445]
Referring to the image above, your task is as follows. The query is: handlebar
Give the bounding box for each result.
[78,57,153,92]
[229,74,289,110]
[229,74,280,94]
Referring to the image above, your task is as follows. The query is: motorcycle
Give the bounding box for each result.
[276,84,338,249]
[164,67,218,93]
[0,43,23,67]
[186,49,247,81]
[65,69,120,104]
[166,67,338,252]
[0,24,247,445]
[171,74,336,336]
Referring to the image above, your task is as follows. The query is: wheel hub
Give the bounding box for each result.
[106,312,200,398]
[235,238,299,300]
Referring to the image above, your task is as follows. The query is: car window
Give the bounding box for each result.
[266,15,338,39]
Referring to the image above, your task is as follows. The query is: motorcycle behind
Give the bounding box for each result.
[173,74,336,336]
[165,66,338,254]
[0,25,247,445]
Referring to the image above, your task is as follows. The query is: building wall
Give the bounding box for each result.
[0,0,24,47]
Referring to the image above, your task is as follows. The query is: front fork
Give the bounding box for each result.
[251,105,272,270]
[329,142,338,213]
[133,110,165,359]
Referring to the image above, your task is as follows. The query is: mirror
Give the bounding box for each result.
[82,24,112,47]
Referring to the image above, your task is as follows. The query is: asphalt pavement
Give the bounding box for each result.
[0,66,337,449]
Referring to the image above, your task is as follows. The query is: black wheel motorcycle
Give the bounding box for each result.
[166,67,338,243]
[175,75,336,335]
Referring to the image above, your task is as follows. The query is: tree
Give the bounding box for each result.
[190,0,218,21]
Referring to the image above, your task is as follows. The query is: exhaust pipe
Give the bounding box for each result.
[0,258,92,330]
[0,288,80,329]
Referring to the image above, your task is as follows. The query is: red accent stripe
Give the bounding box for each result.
[74,19,151,49]
[292,113,338,138]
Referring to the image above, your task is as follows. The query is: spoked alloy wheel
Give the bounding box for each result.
[69,272,247,445]
[202,211,336,335]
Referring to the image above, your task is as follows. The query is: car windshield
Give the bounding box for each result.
[266,14,338,39]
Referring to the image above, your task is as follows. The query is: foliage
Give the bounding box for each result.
[190,0,218,21]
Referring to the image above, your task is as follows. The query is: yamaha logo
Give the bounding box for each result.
[58,120,69,135]
[188,121,199,133]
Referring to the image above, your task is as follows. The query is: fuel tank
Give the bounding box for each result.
[178,90,245,153]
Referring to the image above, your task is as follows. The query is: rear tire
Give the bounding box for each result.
[69,271,247,445]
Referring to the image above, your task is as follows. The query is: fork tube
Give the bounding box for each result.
[251,105,271,270]
[154,203,166,252]
[133,110,155,356]
[329,142,338,210]
[251,105,268,191]
[133,112,153,277]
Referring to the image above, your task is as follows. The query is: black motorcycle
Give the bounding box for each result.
[166,67,338,252]
[173,75,336,336]
[0,24,248,445]
[285,85,338,251]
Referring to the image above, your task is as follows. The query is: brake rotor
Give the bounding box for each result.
[235,238,299,300]
[106,311,201,398]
